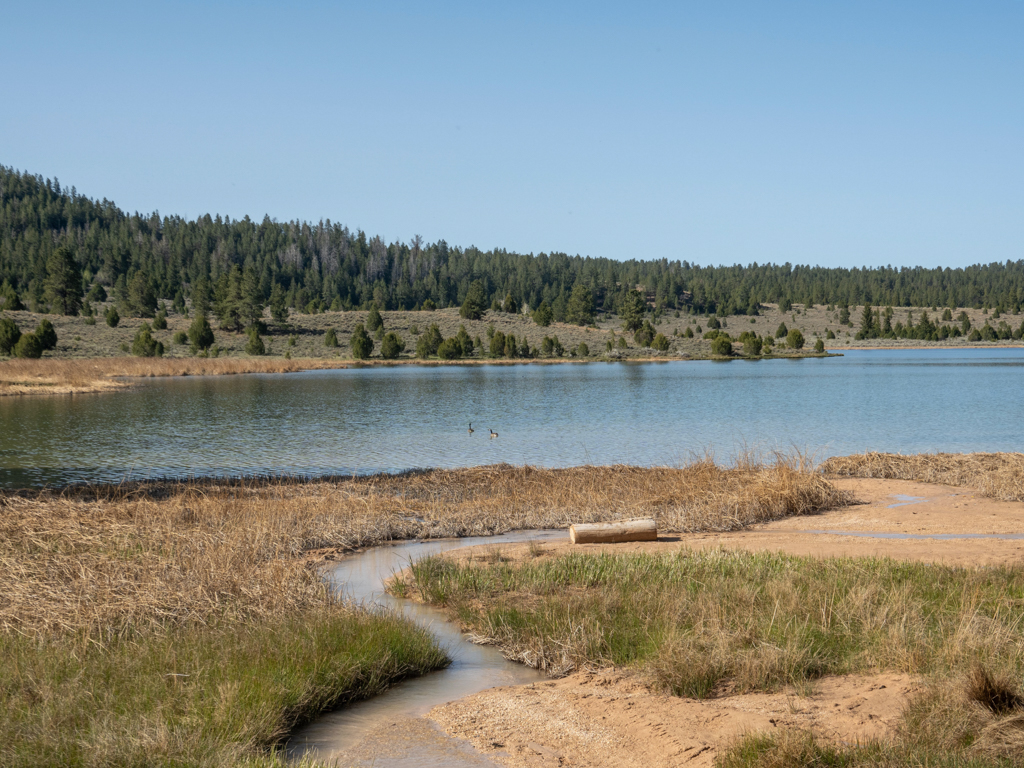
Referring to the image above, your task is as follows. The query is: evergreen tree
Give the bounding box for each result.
[460,280,487,320]
[35,319,57,351]
[380,332,405,359]
[188,313,215,352]
[503,293,518,314]
[577,341,589,357]
[366,304,384,331]
[456,325,473,356]
[532,300,553,327]
[437,337,462,359]
[566,282,595,325]
[0,317,21,354]
[651,333,670,351]
[152,309,168,330]
[239,265,264,328]
[43,245,82,315]
[324,328,339,347]
[126,271,157,317]
[787,328,805,349]
[245,328,266,355]
[775,322,788,338]
[131,323,164,357]
[350,323,373,359]
[814,338,825,353]
[618,290,646,331]
[105,306,120,327]
[1,281,24,311]
[269,282,288,322]
[14,332,43,358]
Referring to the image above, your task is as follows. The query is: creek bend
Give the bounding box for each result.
[287,529,563,766]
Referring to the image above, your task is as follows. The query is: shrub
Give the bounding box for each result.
[105,306,120,328]
[437,337,463,359]
[409,324,419,335]
[14,332,43,358]
[422,299,436,311]
[826,329,836,339]
[366,304,384,332]
[0,317,21,354]
[456,325,474,356]
[489,330,506,357]
[814,338,825,353]
[683,326,694,338]
[152,311,168,330]
[651,333,670,351]
[350,323,373,359]
[35,319,58,351]
[422,324,443,355]
[743,335,763,356]
[787,328,805,349]
[324,328,339,347]
[173,330,188,345]
[707,316,721,330]
[188,314,215,352]
[577,341,590,357]
[541,336,554,356]
[634,320,655,347]
[380,332,406,359]
[245,329,265,356]
[775,322,788,338]
[711,335,733,356]
[551,336,565,357]
[131,323,164,357]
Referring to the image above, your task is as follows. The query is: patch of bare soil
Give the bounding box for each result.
[429,671,918,768]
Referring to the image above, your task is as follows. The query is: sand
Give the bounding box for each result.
[414,477,1024,767]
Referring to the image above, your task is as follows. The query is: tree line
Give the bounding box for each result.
[4,165,1024,322]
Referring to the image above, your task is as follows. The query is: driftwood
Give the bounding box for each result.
[569,518,657,544]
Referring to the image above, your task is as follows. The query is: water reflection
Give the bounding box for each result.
[2,349,1023,488]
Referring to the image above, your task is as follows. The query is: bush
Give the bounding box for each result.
[683,326,694,338]
[366,304,383,332]
[422,299,436,311]
[105,306,120,328]
[350,323,373,359]
[489,330,507,357]
[826,329,836,339]
[131,323,164,357]
[437,337,463,360]
[541,336,554,356]
[173,330,188,345]
[0,317,21,354]
[576,341,590,357]
[743,335,763,356]
[14,332,43,358]
[711,335,733,356]
[380,332,406,359]
[456,325,474,356]
[35,319,58,351]
[651,333,670,351]
[152,311,168,330]
[814,338,825,353]
[324,328,339,347]
[459,280,486,320]
[188,314,215,352]
[245,329,265,356]
[787,328,805,349]
[775,322,788,338]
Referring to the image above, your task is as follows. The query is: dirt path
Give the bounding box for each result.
[418,477,1024,766]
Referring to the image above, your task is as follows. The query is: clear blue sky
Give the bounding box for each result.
[3,1,1021,269]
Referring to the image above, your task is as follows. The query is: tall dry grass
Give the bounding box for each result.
[822,451,1024,502]
[0,459,846,638]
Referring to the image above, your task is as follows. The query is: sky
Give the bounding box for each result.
[2,1,1022,269]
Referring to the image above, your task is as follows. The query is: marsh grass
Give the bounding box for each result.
[822,452,1024,502]
[400,550,1024,691]
[0,460,845,764]
[405,549,1024,764]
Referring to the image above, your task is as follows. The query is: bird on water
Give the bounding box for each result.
[489,429,498,439]
[468,423,474,435]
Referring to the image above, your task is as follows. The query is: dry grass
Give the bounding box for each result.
[821,452,1024,502]
[0,459,846,638]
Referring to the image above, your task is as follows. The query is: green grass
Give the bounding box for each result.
[403,549,1024,765]
[0,606,449,767]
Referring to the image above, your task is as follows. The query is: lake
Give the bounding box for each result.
[1,349,1022,488]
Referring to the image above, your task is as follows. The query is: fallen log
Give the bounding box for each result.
[569,518,657,544]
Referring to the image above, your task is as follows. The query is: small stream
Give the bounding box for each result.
[287,530,562,765]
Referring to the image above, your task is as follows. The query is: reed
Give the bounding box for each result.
[821,451,1024,502]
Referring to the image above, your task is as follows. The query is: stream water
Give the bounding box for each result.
[287,530,562,766]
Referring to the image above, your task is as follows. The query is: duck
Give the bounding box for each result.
[468,423,474,435]
[489,429,498,439]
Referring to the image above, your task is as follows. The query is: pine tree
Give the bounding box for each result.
[532,300,553,327]
[460,280,486,320]
[35,319,57,350]
[380,332,405,359]
[366,303,384,331]
[618,290,646,331]
[269,282,288,322]
[43,245,82,315]
[350,323,373,359]
[188,313,215,352]
[0,317,21,354]
[324,328,339,347]
[566,282,595,325]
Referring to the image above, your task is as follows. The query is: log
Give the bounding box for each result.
[569,518,657,545]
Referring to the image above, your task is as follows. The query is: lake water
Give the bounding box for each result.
[2,349,1022,488]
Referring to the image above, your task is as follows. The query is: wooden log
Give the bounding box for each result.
[569,518,657,545]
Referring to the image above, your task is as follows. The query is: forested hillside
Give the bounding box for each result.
[2,165,1023,319]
